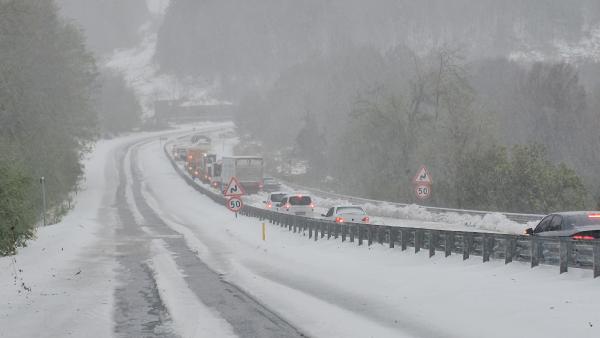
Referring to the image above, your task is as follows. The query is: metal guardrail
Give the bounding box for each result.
[163,143,600,278]
[279,180,545,224]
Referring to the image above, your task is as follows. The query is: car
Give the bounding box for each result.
[524,211,600,239]
[262,176,281,192]
[276,193,315,216]
[263,192,288,211]
[321,205,370,224]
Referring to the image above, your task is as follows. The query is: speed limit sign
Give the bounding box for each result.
[414,183,432,200]
[226,196,243,212]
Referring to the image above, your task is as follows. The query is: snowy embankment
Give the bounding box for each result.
[144,138,600,338]
[0,136,124,338]
[0,125,214,338]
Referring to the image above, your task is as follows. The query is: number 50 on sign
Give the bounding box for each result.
[227,196,243,212]
[414,183,431,200]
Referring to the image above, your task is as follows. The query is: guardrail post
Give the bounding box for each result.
[367,226,373,246]
[401,229,408,251]
[415,229,423,253]
[308,220,313,239]
[321,222,325,238]
[594,243,600,278]
[342,224,347,242]
[531,237,540,268]
[327,223,332,239]
[350,225,355,243]
[559,239,568,274]
[389,227,395,249]
[505,237,515,264]
[463,233,472,260]
[483,234,490,262]
[377,226,383,245]
[444,232,453,257]
[358,226,364,246]
[429,231,436,257]
[334,223,339,239]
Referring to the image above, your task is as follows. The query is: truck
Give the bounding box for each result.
[186,144,211,178]
[197,153,217,183]
[220,156,264,194]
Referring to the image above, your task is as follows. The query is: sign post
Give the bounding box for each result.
[224,177,245,217]
[412,165,432,201]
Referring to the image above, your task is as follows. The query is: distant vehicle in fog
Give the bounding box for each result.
[322,205,370,224]
[220,156,264,194]
[263,192,287,211]
[262,176,281,192]
[524,211,600,239]
[277,193,314,216]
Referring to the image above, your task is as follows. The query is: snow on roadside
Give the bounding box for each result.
[148,239,237,338]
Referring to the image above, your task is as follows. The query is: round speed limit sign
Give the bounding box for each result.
[226,196,244,212]
[414,183,432,200]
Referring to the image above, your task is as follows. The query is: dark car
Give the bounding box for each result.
[524,211,600,239]
[262,176,281,192]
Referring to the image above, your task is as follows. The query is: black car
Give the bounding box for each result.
[524,211,600,239]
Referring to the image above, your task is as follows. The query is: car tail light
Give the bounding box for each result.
[362,216,369,223]
[267,203,272,208]
[572,235,595,240]
[194,171,199,176]
[285,203,291,210]
[310,203,315,208]
[335,217,344,223]
[588,214,600,219]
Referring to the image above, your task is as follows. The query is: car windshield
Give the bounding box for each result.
[336,207,366,215]
[289,196,311,206]
[563,214,600,228]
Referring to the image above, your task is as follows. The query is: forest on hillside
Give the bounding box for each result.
[157,1,600,213]
[0,0,142,255]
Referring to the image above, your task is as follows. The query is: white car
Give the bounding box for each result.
[321,205,370,224]
[276,193,315,216]
[263,192,288,211]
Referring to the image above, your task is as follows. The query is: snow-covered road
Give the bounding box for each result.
[2,127,600,338]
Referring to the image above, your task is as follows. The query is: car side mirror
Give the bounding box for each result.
[524,228,534,235]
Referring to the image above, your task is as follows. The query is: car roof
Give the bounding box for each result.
[288,192,311,197]
[333,205,364,209]
[268,191,287,195]
[549,211,600,216]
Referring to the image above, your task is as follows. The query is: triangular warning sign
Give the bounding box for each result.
[413,165,432,184]
[224,177,245,196]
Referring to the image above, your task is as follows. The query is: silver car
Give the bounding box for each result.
[524,211,600,240]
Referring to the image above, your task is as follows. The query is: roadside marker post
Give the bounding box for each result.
[262,223,266,241]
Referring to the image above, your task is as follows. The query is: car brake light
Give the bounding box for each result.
[310,203,315,208]
[285,203,291,209]
[572,235,595,240]
[335,217,344,223]
[588,214,600,219]
[267,203,272,208]
[362,216,369,223]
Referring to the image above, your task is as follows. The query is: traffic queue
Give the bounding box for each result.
[170,133,371,224]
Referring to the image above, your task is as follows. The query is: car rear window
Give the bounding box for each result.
[563,214,600,228]
[336,207,366,215]
[270,193,286,203]
[289,196,311,206]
